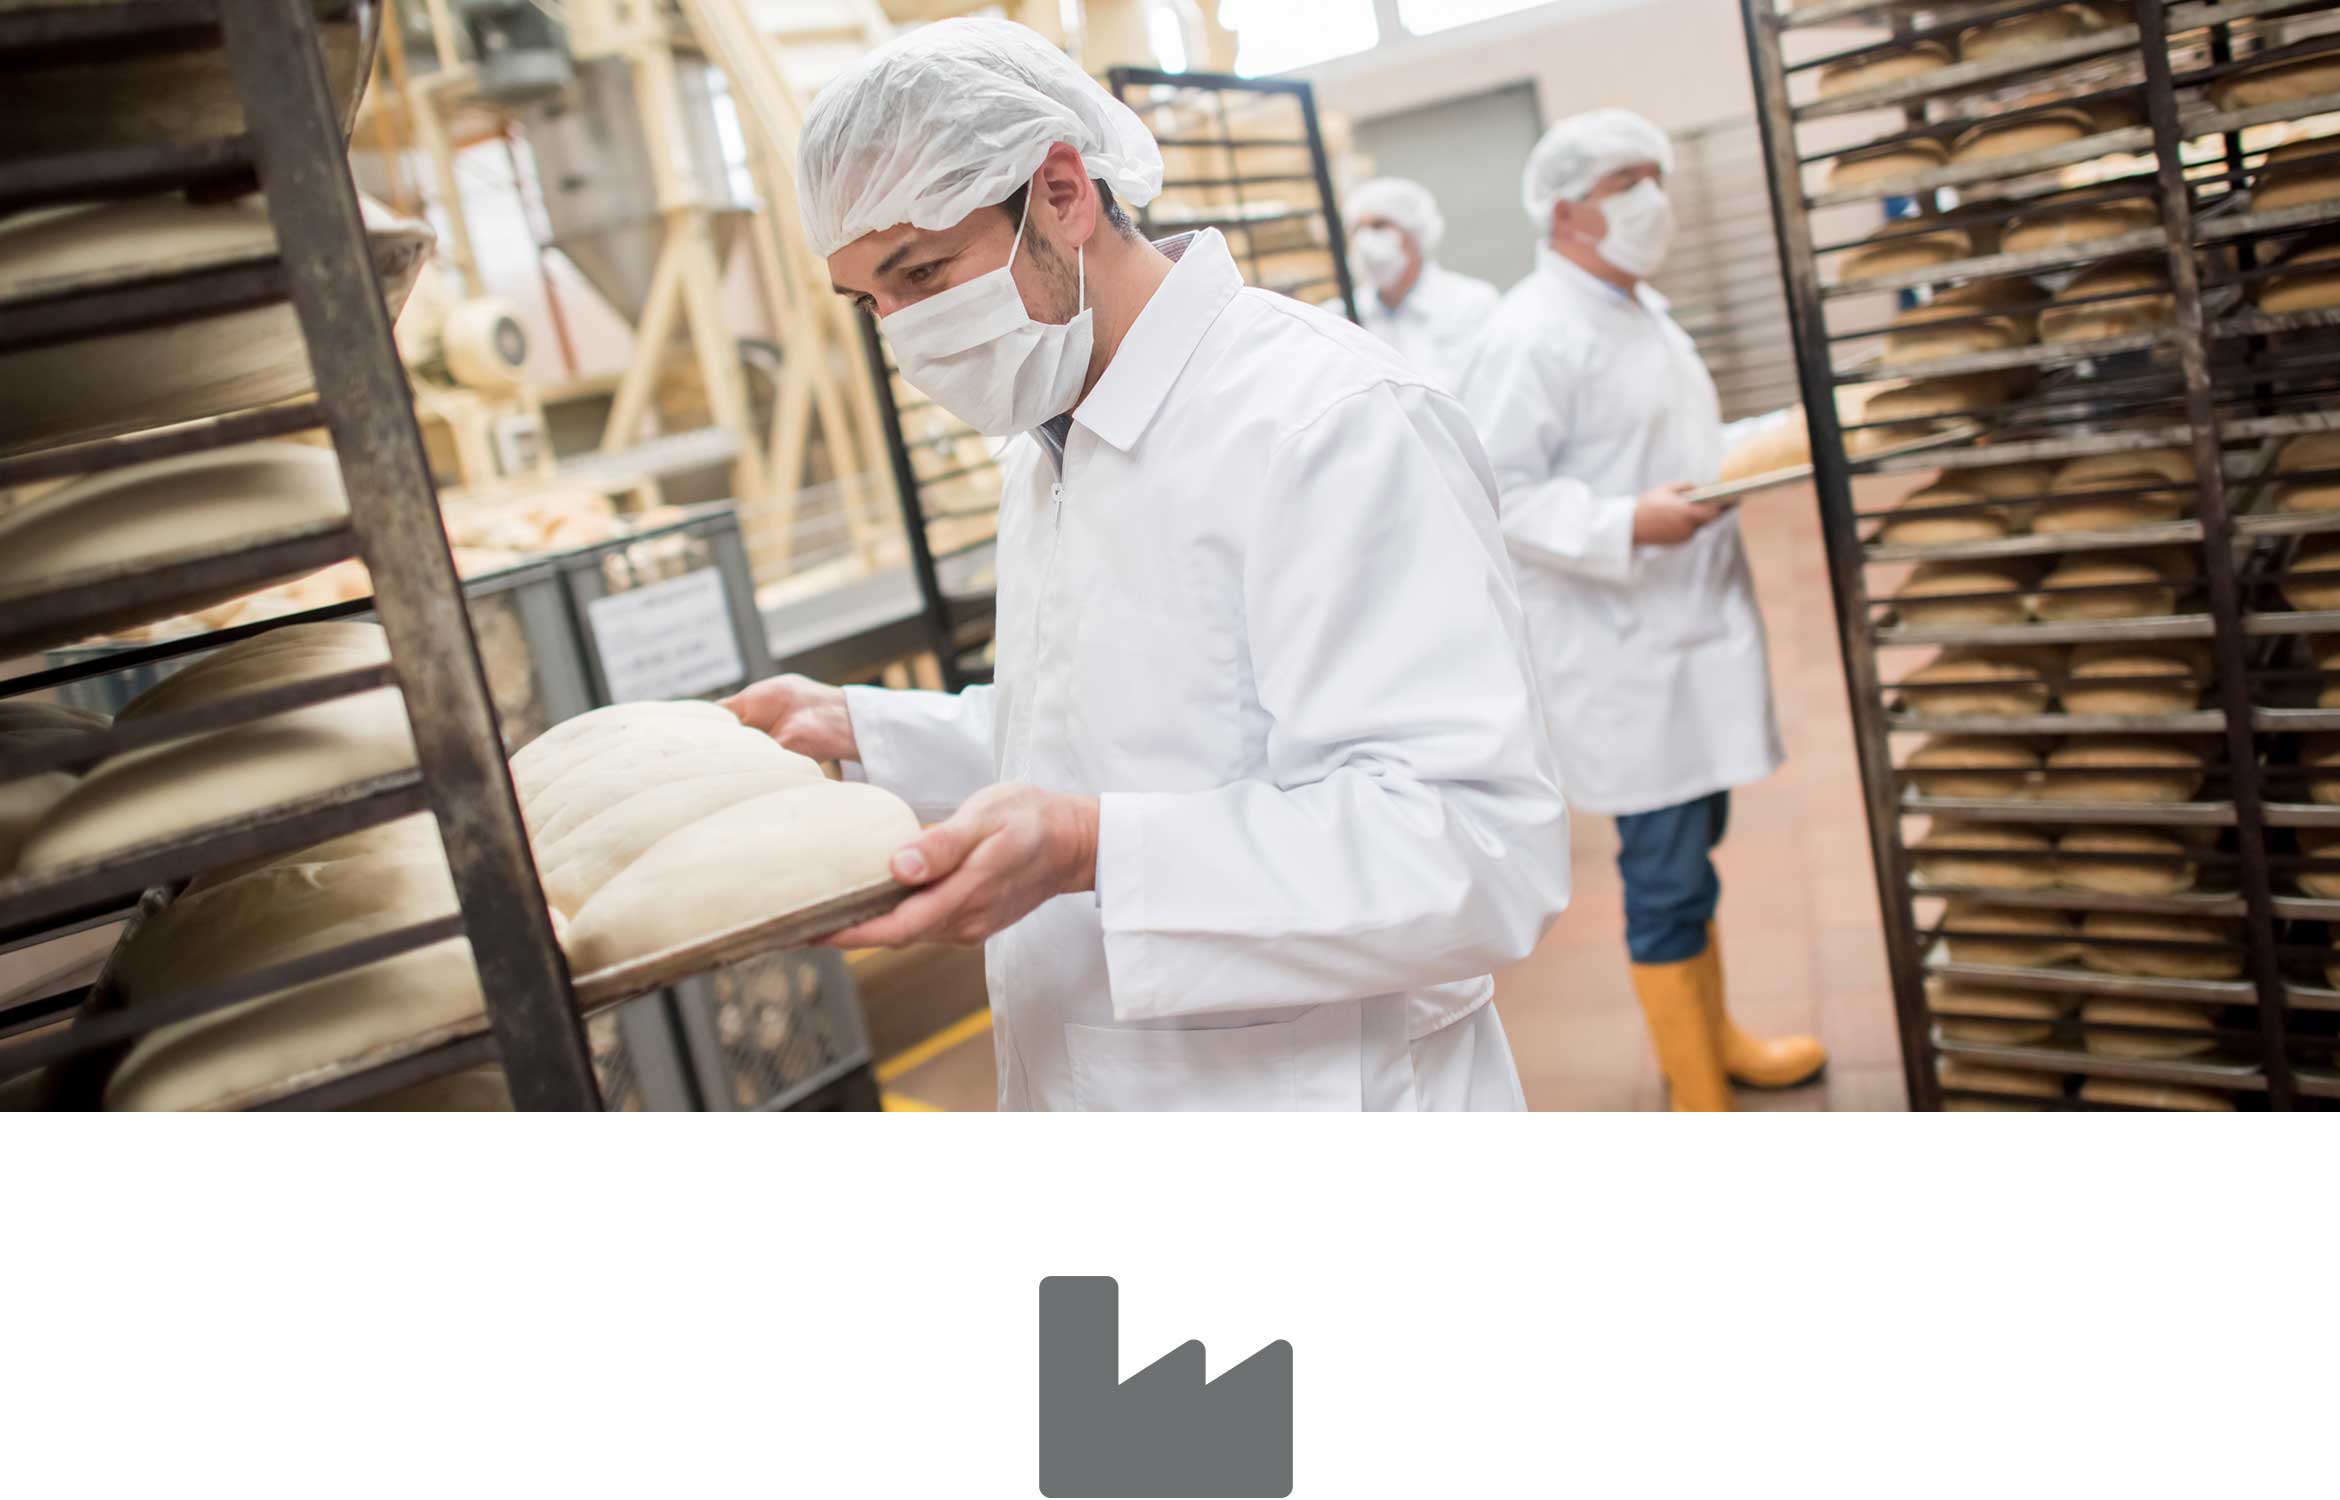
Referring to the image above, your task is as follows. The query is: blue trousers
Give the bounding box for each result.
[1614,791,1728,965]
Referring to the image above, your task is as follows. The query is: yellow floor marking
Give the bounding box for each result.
[876,1005,994,1084]
[882,1092,941,1112]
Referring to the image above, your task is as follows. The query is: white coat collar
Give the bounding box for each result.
[1535,241,1671,316]
[1073,227,1243,453]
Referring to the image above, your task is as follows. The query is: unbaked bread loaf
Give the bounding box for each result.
[2040,259,2173,343]
[2297,825,2340,896]
[1884,280,2044,362]
[2300,733,2340,806]
[2254,140,2340,213]
[1928,978,2066,1045]
[1913,820,2056,888]
[2259,242,2340,313]
[2036,448,2194,533]
[1953,109,2095,165]
[2282,533,2340,611]
[1944,898,2083,968]
[2054,825,2198,894]
[2081,997,2221,1058]
[15,623,417,873]
[564,781,920,973]
[2077,1078,2234,1110]
[1898,650,2057,717]
[1865,374,2009,429]
[1937,1058,2064,1097]
[2274,430,2340,511]
[2041,736,2207,803]
[1716,412,1810,483]
[1828,137,1951,193]
[2212,48,2340,113]
[2078,913,2241,981]
[1959,2,2129,63]
[2061,641,2202,715]
[1894,559,2036,627]
[0,700,109,872]
[1906,735,2043,798]
[2032,552,2187,621]
[509,699,743,807]
[1819,41,1955,99]
[1879,481,2017,545]
[2002,196,2158,254]
[1838,222,1976,282]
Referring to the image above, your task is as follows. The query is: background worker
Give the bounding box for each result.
[727,19,1570,1112]
[1331,176,1498,388]
[1458,107,1824,1111]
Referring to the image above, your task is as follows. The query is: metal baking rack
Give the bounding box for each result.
[1747,0,2340,1108]
[0,0,599,1109]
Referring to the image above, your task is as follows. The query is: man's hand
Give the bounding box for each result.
[721,674,857,763]
[1631,482,1718,546]
[823,783,1100,949]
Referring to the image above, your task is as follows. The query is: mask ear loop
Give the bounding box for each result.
[1007,172,1086,316]
[1007,179,1034,270]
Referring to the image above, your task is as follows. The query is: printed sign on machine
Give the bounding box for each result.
[585,567,745,703]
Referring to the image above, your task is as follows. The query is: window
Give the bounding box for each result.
[1397,0,1563,35]
[1218,0,1381,76]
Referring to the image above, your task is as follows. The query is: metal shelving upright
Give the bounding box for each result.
[0,0,600,1108]
[1744,0,2340,1109]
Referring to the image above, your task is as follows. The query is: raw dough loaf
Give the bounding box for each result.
[2259,242,2340,313]
[1865,373,2010,429]
[508,699,739,806]
[2274,430,2340,511]
[1818,41,1955,99]
[1929,979,2066,1045]
[1716,413,1810,483]
[2300,733,2340,806]
[2031,555,2179,621]
[1953,109,2095,165]
[0,442,348,630]
[0,700,109,871]
[1959,2,2129,63]
[2040,260,2174,343]
[2035,447,2194,533]
[2254,140,2340,213]
[1838,223,1975,282]
[2212,48,2340,112]
[1894,559,2036,627]
[1898,649,2057,716]
[2077,1078,2234,1110]
[1913,820,2056,888]
[1828,138,1950,193]
[564,781,920,974]
[533,765,823,917]
[2297,825,2340,896]
[2002,196,2158,254]
[2040,736,2206,803]
[2079,997,2222,1056]
[1944,898,2083,968]
[2282,533,2340,610]
[2079,913,2240,981]
[2054,825,2197,893]
[1906,735,2042,798]
[1937,1059,2065,1097]
[2061,641,2202,715]
[104,847,477,1111]
[14,623,415,873]
[1878,481,2016,545]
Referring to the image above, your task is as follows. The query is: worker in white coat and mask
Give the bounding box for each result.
[724,19,1570,1111]
[1329,177,1498,387]
[1457,107,1823,1111]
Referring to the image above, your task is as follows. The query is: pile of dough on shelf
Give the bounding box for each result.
[1891,543,2198,627]
[78,693,917,1109]
[1902,730,2213,803]
[1876,448,2200,546]
[1895,637,2212,716]
[1912,817,2208,895]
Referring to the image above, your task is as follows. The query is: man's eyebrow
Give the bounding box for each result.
[873,239,929,278]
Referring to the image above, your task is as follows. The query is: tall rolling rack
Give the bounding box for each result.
[0,0,600,1108]
[1744,0,2340,1110]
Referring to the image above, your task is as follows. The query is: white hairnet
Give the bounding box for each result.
[797,17,1164,259]
[1521,107,1674,227]
[1344,177,1444,258]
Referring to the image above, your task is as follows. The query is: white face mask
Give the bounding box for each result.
[880,185,1092,437]
[1347,226,1410,293]
[1591,178,1673,279]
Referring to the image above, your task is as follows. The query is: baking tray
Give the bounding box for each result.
[1886,709,2226,734]
[1931,1030,2270,1089]
[1926,955,2258,1006]
[1691,422,1985,505]
[1867,519,2205,565]
[1912,878,2248,918]
[569,878,908,1010]
[0,519,356,659]
[1902,792,2238,826]
[1876,612,2217,647]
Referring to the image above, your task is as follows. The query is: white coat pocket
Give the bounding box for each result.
[1063,1006,1362,1111]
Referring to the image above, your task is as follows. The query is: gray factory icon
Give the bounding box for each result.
[1037,1276,1294,1498]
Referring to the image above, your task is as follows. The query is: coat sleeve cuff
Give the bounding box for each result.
[1587,493,1639,582]
[1095,792,1157,1020]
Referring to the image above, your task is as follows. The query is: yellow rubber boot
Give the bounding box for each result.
[1701,923,1827,1089]
[1630,955,1733,1112]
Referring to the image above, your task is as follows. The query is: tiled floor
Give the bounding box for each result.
[863,479,1918,1112]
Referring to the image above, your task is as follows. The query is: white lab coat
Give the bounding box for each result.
[1328,261,1499,390]
[846,229,1567,1112]
[1457,246,1785,818]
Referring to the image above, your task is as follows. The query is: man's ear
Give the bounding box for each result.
[1035,141,1099,247]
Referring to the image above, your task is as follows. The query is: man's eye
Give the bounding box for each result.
[905,263,938,286]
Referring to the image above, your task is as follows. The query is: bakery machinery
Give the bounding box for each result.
[1745,0,2340,1109]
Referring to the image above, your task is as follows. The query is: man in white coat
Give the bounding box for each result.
[724,19,1570,1111]
[1458,108,1824,1111]
[1331,177,1498,388]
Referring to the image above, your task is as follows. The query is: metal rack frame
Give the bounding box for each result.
[0,0,599,1109]
[1745,0,2340,1109]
